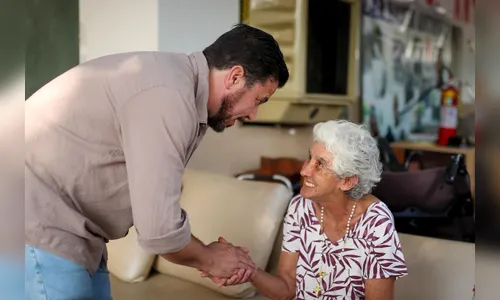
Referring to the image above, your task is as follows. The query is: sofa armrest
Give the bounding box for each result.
[106,226,156,283]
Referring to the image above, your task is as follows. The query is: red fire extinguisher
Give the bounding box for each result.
[437,83,460,146]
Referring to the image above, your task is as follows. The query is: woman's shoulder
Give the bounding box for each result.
[359,200,396,232]
[365,200,393,220]
[285,194,313,217]
[288,194,308,208]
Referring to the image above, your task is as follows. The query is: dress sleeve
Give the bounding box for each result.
[364,213,409,280]
[281,195,303,252]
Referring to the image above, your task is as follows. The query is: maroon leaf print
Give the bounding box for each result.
[351,258,363,270]
[311,259,320,268]
[321,278,328,290]
[299,252,308,262]
[308,245,315,261]
[384,222,392,235]
[394,253,406,264]
[305,291,316,298]
[369,215,379,227]
[338,257,346,270]
[380,232,394,245]
[344,257,352,269]
[330,285,345,292]
[376,242,392,248]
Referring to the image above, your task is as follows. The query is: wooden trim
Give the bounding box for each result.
[240,0,249,23]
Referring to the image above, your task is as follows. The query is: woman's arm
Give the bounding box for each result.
[250,252,298,300]
[365,277,395,300]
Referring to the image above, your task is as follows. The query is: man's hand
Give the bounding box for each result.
[202,237,256,280]
[200,237,257,287]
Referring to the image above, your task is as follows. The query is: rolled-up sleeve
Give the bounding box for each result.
[118,86,196,254]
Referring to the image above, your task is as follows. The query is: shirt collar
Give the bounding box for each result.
[189,51,209,124]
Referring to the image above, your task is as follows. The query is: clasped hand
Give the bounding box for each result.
[200,237,257,287]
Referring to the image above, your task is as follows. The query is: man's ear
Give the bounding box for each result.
[340,176,359,192]
[225,65,245,89]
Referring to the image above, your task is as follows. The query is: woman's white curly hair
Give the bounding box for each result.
[312,120,383,200]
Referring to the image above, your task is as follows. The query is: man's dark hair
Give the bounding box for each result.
[203,23,289,88]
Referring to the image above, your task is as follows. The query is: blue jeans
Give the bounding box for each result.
[25,246,112,300]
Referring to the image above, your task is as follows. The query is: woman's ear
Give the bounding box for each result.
[340,176,359,192]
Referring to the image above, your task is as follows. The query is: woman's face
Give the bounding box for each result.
[300,142,341,201]
[300,142,358,201]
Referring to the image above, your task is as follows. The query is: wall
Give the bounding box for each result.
[79,0,312,176]
[158,0,238,53]
[187,125,311,175]
[79,0,158,62]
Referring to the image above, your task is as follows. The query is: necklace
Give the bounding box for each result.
[314,201,357,297]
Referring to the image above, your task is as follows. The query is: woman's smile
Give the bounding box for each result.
[303,181,316,188]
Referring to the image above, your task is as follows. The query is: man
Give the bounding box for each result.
[25,23,289,299]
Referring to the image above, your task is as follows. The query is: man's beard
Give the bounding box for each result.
[207,90,244,133]
[207,96,233,132]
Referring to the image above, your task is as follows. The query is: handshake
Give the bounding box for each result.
[199,237,258,287]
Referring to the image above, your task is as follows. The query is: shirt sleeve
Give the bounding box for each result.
[364,214,409,280]
[281,195,303,252]
[118,86,197,255]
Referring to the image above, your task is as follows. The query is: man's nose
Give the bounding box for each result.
[247,108,258,121]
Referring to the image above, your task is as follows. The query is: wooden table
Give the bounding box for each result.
[391,141,475,199]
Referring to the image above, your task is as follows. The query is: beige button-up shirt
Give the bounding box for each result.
[25,51,209,273]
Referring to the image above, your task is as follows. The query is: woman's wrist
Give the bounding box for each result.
[250,268,262,283]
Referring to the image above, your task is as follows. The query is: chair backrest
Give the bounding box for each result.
[375,137,406,172]
[373,167,456,213]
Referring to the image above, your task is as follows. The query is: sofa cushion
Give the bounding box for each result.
[395,233,475,300]
[154,169,292,298]
[106,226,156,283]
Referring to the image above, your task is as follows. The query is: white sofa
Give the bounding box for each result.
[108,169,475,300]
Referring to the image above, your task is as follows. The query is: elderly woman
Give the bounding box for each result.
[253,120,409,299]
[204,120,408,299]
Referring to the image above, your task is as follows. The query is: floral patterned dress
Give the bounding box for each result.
[282,195,408,299]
